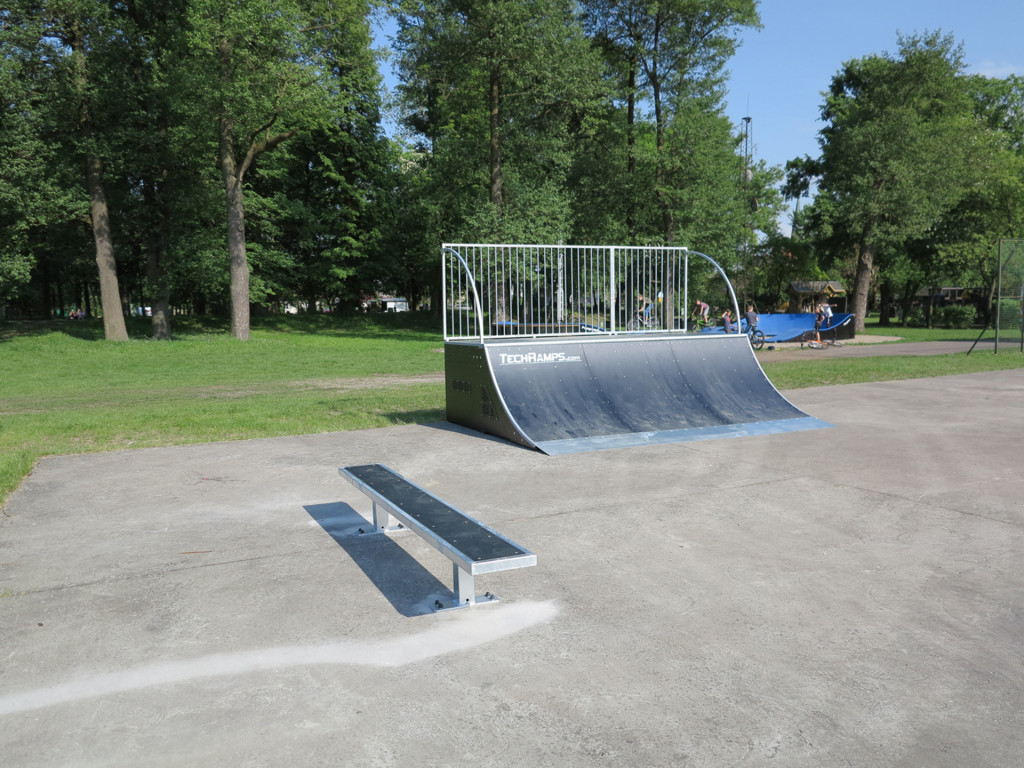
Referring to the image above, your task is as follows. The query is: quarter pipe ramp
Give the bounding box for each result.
[445,333,830,455]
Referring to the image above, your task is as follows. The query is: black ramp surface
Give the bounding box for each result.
[468,334,829,454]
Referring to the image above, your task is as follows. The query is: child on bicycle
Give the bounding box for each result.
[638,293,652,320]
[692,300,710,327]
[744,305,759,334]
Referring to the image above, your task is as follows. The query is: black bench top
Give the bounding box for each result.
[342,464,530,564]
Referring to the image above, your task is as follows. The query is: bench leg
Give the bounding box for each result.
[453,564,476,606]
[372,501,391,532]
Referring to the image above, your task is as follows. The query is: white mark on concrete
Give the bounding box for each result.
[0,600,558,716]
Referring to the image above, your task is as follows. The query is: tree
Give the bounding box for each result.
[396,0,601,242]
[0,13,48,307]
[394,0,606,321]
[581,0,760,243]
[928,75,1024,326]
[3,2,132,338]
[180,0,379,339]
[250,120,392,313]
[69,5,132,340]
[798,32,989,332]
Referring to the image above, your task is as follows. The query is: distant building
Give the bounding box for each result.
[787,281,847,312]
[914,286,971,306]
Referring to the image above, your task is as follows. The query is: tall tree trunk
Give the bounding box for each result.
[69,15,128,341]
[983,276,998,329]
[626,54,637,244]
[146,247,172,339]
[899,283,915,326]
[40,258,53,320]
[488,63,503,209]
[86,155,129,341]
[647,15,674,244]
[142,175,173,339]
[488,58,509,322]
[219,117,250,341]
[878,280,894,327]
[129,0,173,340]
[851,237,874,333]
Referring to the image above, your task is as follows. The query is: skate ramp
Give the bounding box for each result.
[445,334,830,454]
[733,313,854,342]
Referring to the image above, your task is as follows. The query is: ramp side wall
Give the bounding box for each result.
[444,341,535,450]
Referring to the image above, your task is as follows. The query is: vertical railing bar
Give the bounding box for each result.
[546,244,551,333]
[541,244,547,333]
[609,246,616,333]
[542,244,547,333]
[589,246,594,329]
[536,245,543,334]
[684,249,689,332]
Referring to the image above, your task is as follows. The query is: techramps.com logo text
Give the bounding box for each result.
[498,351,582,365]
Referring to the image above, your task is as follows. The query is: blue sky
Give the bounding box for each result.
[726,0,1022,176]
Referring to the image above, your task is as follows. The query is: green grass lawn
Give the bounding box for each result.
[0,313,448,506]
[764,352,1024,390]
[856,318,1005,342]
[2,313,1022,507]
[765,318,1024,388]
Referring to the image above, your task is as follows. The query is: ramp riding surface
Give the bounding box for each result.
[445,333,830,454]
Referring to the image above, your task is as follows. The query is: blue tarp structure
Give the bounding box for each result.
[705,313,854,342]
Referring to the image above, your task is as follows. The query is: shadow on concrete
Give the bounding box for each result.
[303,502,452,618]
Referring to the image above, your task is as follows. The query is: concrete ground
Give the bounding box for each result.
[1,367,1022,767]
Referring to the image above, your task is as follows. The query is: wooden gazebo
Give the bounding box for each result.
[787,280,847,313]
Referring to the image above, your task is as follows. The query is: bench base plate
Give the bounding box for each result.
[432,593,500,613]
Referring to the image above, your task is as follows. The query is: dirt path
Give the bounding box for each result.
[0,373,446,415]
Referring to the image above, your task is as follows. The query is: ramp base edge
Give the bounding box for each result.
[533,417,833,455]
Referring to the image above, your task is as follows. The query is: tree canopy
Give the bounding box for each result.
[2,6,1022,336]
[789,32,1019,330]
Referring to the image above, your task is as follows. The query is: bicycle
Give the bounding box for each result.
[745,325,765,350]
[626,304,659,331]
[690,313,713,332]
[807,339,843,349]
[801,330,844,349]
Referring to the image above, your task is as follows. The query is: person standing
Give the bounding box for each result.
[722,309,735,334]
[744,305,759,334]
[813,303,826,342]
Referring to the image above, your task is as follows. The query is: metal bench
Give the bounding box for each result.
[339,464,536,610]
